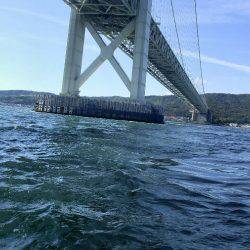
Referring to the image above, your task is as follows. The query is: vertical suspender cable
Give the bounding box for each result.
[170,0,185,69]
[194,0,207,106]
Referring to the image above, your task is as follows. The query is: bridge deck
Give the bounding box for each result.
[63,0,208,114]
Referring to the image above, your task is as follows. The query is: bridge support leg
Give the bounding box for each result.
[206,109,213,123]
[191,110,198,121]
[191,110,207,123]
[130,0,152,101]
[61,9,85,96]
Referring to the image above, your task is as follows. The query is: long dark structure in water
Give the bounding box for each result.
[35,95,164,124]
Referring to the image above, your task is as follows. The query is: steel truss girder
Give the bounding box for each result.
[63,0,137,16]
[148,21,208,113]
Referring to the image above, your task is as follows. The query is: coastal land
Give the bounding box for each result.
[0,90,249,126]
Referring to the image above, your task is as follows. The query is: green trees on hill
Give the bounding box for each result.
[205,94,250,124]
[146,94,250,124]
[0,90,249,124]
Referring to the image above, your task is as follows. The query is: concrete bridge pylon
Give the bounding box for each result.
[61,0,152,102]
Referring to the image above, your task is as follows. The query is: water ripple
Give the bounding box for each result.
[0,104,249,249]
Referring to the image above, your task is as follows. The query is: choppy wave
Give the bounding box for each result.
[0,104,249,249]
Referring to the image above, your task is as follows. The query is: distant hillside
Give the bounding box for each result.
[0,90,249,125]
[147,94,250,124]
[0,90,52,105]
[0,90,35,96]
[205,94,250,124]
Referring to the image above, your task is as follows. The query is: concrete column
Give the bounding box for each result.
[61,9,85,96]
[191,109,207,123]
[130,0,152,101]
[206,109,213,123]
[191,110,198,121]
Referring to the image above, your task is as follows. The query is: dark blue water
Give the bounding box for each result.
[0,104,249,249]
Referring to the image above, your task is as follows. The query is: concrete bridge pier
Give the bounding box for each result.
[61,9,85,96]
[206,109,213,123]
[191,109,212,123]
[191,110,206,123]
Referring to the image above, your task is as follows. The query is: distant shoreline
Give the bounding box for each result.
[0,90,249,125]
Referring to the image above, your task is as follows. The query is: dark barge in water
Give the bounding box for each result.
[35,95,164,124]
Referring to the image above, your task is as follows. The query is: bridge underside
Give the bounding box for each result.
[62,0,208,115]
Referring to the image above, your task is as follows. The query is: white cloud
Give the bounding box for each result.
[197,0,250,24]
[0,7,67,27]
[183,50,250,74]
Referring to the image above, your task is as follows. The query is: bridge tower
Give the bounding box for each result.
[61,0,152,102]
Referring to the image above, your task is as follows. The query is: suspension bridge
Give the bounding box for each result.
[36,0,212,123]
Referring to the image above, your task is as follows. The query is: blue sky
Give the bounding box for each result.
[0,0,250,96]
